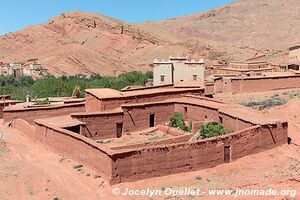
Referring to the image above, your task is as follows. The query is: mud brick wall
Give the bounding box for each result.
[72,112,124,140]
[218,112,254,132]
[174,103,219,122]
[228,75,300,94]
[85,89,203,112]
[3,103,85,124]
[122,102,175,133]
[110,122,288,184]
[85,94,102,112]
[11,119,36,140]
[35,122,114,181]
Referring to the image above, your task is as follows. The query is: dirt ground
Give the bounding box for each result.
[0,92,300,199]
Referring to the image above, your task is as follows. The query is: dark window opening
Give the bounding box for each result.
[184,106,187,118]
[219,116,223,124]
[288,137,292,145]
[64,125,80,134]
[150,114,155,127]
[116,123,123,138]
[224,145,231,163]
[160,75,165,83]
[193,75,197,81]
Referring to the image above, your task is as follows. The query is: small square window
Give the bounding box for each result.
[160,75,165,83]
[193,75,197,81]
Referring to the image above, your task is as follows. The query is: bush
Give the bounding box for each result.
[35,98,49,105]
[191,122,232,140]
[241,97,287,110]
[168,112,191,132]
[0,71,153,100]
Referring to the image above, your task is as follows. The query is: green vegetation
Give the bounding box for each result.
[0,71,153,101]
[241,96,287,110]
[36,98,50,105]
[190,122,232,141]
[168,112,192,132]
[73,164,83,169]
[27,187,34,196]
[96,140,111,144]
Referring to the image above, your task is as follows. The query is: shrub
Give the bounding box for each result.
[35,98,49,105]
[168,112,191,132]
[191,122,232,140]
[0,71,153,100]
[241,97,287,110]
[73,164,83,169]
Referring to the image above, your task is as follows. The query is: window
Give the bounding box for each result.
[193,75,197,81]
[149,114,155,127]
[116,123,123,138]
[160,75,165,83]
[224,145,231,163]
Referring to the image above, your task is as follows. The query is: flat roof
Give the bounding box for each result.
[85,87,203,100]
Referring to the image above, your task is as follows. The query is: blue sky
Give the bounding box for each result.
[0,0,234,35]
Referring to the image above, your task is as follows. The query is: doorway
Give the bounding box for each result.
[116,123,123,138]
[64,125,81,134]
[149,114,155,127]
[224,145,231,163]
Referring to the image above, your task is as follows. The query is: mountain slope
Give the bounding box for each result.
[141,0,300,57]
[0,0,300,76]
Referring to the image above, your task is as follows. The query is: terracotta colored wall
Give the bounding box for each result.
[174,103,219,123]
[122,102,175,133]
[72,112,124,140]
[0,102,20,118]
[85,94,102,112]
[110,123,287,184]
[14,112,287,185]
[3,103,85,124]
[11,119,36,140]
[34,122,114,182]
[218,113,254,132]
[229,75,300,94]
[86,90,203,112]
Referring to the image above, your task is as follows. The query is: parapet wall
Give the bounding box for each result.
[110,122,287,184]
[34,120,114,182]
[11,119,36,140]
[86,89,203,112]
[72,110,124,140]
[216,75,300,94]
[3,102,85,124]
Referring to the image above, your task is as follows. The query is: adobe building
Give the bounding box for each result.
[4,85,288,185]
[288,44,300,70]
[152,57,205,86]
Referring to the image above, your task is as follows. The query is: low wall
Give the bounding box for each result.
[13,112,287,185]
[110,122,287,184]
[11,119,36,140]
[122,102,175,133]
[34,121,114,182]
[86,89,203,112]
[3,102,85,124]
[225,75,300,94]
[72,111,124,140]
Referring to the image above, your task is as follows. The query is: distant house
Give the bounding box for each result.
[0,59,48,77]
[288,44,300,70]
[24,63,48,76]
[152,56,205,86]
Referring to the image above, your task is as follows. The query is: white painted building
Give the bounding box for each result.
[152,57,205,86]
